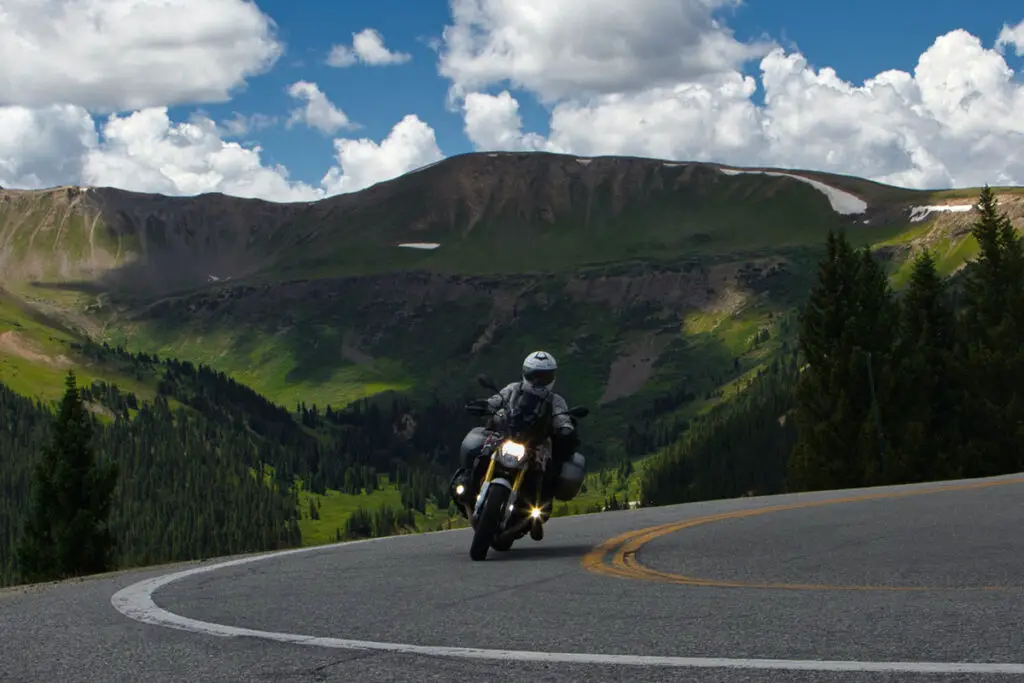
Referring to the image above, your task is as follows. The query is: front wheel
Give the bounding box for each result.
[470,485,510,561]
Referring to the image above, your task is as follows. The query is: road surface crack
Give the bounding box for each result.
[255,651,383,681]
[307,652,383,681]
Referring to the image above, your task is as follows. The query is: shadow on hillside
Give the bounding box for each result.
[23,245,819,435]
[31,278,784,460]
[117,279,413,393]
[27,261,228,302]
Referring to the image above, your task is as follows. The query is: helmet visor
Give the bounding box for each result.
[524,368,555,387]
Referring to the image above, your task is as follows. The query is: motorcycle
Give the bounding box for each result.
[451,373,589,561]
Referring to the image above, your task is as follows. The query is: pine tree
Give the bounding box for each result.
[956,186,1024,475]
[788,230,899,490]
[788,230,860,490]
[16,370,120,583]
[889,249,962,481]
[960,187,1023,333]
[849,245,900,485]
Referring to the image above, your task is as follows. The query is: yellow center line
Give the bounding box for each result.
[581,477,1024,592]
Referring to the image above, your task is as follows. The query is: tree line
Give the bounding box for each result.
[0,347,493,586]
[639,354,799,504]
[2,372,301,586]
[5,334,596,586]
[641,186,1023,503]
[789,186,1022,488]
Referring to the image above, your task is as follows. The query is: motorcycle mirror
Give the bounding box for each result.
[476,373,498,391]
[568,406,589,418]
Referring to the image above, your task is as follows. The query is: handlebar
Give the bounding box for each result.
[463,399,588,420]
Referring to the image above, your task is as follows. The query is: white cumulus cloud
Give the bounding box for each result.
[4,0,1020,203]
[0,0,437,207]
[328,28,412,67]
[996,19,1024,55]
[439,0,773,102]
[0,105,98,189]
[0,105,445,201]
[286,81,356,134]
[82,108,323,202]
[462,91,551,151]
[321,115,445,194]
[0,0,283,112]
[219,112,278,138]
[447,3,1024,189]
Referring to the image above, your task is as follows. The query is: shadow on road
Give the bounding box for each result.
[489,543,595,561]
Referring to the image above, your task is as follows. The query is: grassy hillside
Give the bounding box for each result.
[2,159,1020,449]
[0,287,158,403]
[0,305,643,565]
[1,152,1021,564]
[0,273,670,560]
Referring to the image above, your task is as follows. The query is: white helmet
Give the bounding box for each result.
[521,350,557,396]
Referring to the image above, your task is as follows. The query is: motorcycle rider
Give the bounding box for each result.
[450,350,580,509]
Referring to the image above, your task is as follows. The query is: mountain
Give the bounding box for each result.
[1,152,1021,452]
[2,152,1002,293]
[0,152,1022,581]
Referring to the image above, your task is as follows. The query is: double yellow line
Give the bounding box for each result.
[581,476,1024,592]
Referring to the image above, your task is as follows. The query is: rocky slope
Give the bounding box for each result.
[0,152,970,296]
[1,151,1021,462]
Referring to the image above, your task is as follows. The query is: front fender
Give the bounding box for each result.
[475,477,514,517]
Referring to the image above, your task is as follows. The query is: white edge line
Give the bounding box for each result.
[109,529,1024,674]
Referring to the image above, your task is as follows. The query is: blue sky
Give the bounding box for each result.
[159,0,1020,189]
[184,0,460,185]
[735,0,1019,80]
[3,0,1019,197]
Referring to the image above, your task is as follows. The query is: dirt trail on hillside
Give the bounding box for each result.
[0,330,72,368]
[599,333,674,405]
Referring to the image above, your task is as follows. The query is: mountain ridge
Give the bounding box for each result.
[13,150,1012,204]
[5,151,1016,304]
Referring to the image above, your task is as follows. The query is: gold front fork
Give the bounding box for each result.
[482,458,496,484]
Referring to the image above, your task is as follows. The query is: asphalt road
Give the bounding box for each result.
[2,473,1022,682]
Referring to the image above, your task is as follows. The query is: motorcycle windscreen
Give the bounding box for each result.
[507,393,554,445]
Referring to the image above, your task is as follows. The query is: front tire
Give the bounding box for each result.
[470,486,510,561]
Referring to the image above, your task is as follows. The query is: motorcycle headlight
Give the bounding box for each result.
[498,440,526,466]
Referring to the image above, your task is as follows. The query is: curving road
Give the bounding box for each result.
[2,474,1023,682]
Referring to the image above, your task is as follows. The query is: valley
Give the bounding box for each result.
[1,151,1022,586]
